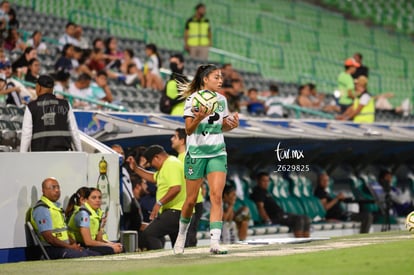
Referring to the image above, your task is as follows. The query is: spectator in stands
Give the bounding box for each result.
[127,174,149,251]
[0,63,22,106]
[58,22,79,51]
[111,144,134,229]
[126,145,186,251]
[52,69,71,96]
[104,36,123,67]
[29,177,98,259]
[68,73,93,109]
[12,46,37,78]
[378,169,414,217]
[264,83,286,118]
[251,171,311,238]
[119,48,144,87]
[352,52,369,79]
[67,187,123,255]
[171,127,203,247]
[74,25,89,50]
[308,83,340,113]
[184,3,212,60]
[54,44,75,73]
[143,43,163,90]
[92,38,105,51]
[7,7,18,29]
[3,27,25,52]
[246,87,265,116]
[174,64,240,255]
[222,184,250,243]
[24,58,40,84]
[221,63,244,95]
[336,76,375,123]
[0,1,10,40]
[314,172,373,233]
[93,70,113,103]
[162,53,188,115]
[336,57,358,112]
[26,30,49,55]
[20,75,82,152]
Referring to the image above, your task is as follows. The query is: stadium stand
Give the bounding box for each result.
[0,1,413,260]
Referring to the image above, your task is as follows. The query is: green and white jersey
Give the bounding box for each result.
[183,91,229,158]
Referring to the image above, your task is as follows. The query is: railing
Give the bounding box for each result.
[255,12,320,51]
[214,26,284,68]
[269,102,335,120]
[115,0,185,37]
[297,74,337,94]
[211,0,232,25]
[344,40,408,79]
[68,10,148,42]
[15,79,128,112]
[209,47,262,75]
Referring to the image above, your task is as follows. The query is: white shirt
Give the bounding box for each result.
[26,39,48,54]
[359,93,371,106]
[58,34,79,50]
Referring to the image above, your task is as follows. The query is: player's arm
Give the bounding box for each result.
[255,201,271,224]
[184,105,211,135]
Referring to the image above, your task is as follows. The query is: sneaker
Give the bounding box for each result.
[210,246,228,255]
[125,74,138,85]
[173,234,186,254]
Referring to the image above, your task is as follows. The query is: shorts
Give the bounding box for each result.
[184,153,227,180]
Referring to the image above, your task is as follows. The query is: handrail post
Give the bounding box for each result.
[373,48,379,70]
[256,15,262,33]
[31,0,36,10]
[246,38,251,58]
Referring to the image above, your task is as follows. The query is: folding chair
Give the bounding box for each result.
[25,208,50,260]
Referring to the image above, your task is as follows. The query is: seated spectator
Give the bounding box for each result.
[335,76,375,123]
[0,1,10,38]
[54,44,75,73]
[67,187,123,255]
[251,172,311,238]
[264,84,285,118]
[74,25,90,50]
[12,46,37,78]
[26,30,49,55]
[297,84,319,109]
[0,70,21,105]
[104,36,123,67]
[52,70,71,97]
[94,70,113,103]
[7,7,19,30]
[127,174,149,251]
[119,48,144,86]
[378,169,414,217]
[68,73,94,109]
[308,83,340,113]
[222,184,250,243]
[246,87,265,116]
[375,93,411,117]
[314,172,373,233]
[29,177,97,259]
[3,27,25,52]
[58,22,79,51]
[3,61,23,106]
[221,63,244,94]
[24,58,41,84]
[143,43,164,90]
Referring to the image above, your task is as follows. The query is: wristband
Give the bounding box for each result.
[157,200,163,206]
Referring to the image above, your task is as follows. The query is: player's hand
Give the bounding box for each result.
[224,113,239,130]
[192,105,212,119]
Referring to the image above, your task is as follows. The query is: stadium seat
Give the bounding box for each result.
[24,209,50,260]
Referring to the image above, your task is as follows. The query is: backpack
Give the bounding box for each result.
[159,79,184,114]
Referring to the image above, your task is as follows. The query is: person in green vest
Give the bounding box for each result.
[67,187,123,255]
[164,54,188,115]
[336,58,360,112]
[30,177,98,259]
[336,76,375,123]
[184,3,212,60]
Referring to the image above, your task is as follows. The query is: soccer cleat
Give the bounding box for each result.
[173,234,186,254]
[210,246,228,255]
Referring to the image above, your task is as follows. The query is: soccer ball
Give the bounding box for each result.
[192,90,218,114]
[405,211,414,232]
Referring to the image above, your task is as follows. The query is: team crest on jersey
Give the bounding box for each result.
[188,167,194,175]
[217,100,225,112]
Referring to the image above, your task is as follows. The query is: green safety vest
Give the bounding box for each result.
[68,202,104,243]
[30,196,69,244]
[353,93,375,123]
[187,17,210,47]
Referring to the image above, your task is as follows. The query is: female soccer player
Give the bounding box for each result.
[174,64,239,254]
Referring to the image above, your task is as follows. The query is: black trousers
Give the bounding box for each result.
[185,202,203,247]
[142,209,181,250]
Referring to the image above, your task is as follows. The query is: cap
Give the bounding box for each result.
[355,75,368,86]
[143,145,165,164]
[37,75,55,88]
[0,73,6,82]
[344,58,360,68]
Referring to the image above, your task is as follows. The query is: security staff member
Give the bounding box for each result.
[20,74,82,152]
[184,3,212,60]
[30,177,97,259]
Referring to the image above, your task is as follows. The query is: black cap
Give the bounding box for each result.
[143,145,165,164]
[37,75,55,88]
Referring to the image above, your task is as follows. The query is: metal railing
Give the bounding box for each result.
[14,79,128,112]
[209,47,262,74]
[255,12,320,51]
